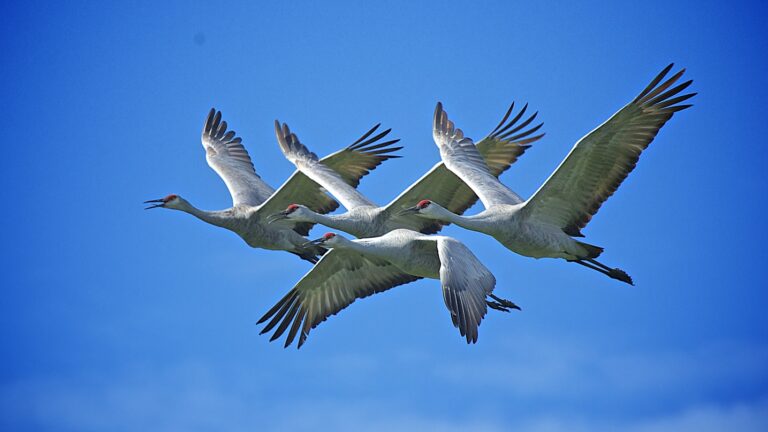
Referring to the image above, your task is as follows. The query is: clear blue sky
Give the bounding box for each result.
[2,1,767,431]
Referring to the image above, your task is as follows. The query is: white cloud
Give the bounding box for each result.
[514,398,768,432]
[431,337,768,402]
[1,339,766,431]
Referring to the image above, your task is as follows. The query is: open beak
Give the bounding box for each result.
[397,206,419,216]
[144,198,165,210]
[301,237,326,248]
[267,211,289,224]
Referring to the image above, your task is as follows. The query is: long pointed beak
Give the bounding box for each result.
[144,198,165,210]
[302,237,325,248]
[397,206,419,216]
[267,211,288,224]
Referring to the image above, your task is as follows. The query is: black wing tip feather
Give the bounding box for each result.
[433,102,467,142]
[346,124,404,163]
[492,106,539,139]
[257,286,311,349]
[481,102,545,149]
[202,108,256,169]
[491,102,528,137]
[259,272,422,349]
[204,108,218,132]
[524,65,694,237]
[274,119,321,162]
[489,102,515,136]
[203,108,242,144]
[634,64,696,111]
[276,119,403,164]
[348,125,403,157]
[433,101,446,133]
[349,123,382,148]
[204,107,217,132]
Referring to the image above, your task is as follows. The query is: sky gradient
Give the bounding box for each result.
[2,1,767,431]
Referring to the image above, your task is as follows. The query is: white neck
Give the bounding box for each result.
[176,200,238,231]
[303,211,366,238]
[430,208,488,233]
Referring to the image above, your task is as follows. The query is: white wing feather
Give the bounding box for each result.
[435,236,495,343]
[201,109,274,206]
[432,103,523,208]
[274,121,375,210]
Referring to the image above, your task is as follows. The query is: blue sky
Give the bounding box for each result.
[2,1,767,431]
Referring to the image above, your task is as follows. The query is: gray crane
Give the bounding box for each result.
[267,104,544,237]
[145,108,401,262]
[402,65,695,284]
[258,229,519,348]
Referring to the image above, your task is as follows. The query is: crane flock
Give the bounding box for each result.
[146,64,695,348]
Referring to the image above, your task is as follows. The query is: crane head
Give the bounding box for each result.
[397,199,433,217]
[303,232,343,248]
[266,203,311,224]
[144,194,180,210]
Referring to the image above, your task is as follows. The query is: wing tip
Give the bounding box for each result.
[635,63,693,105]
[488,101,535,140]
[434,101,445,132]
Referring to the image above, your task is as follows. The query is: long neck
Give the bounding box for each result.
[178,201,238,230]
[434,209,489,233]
[306,211,366,237]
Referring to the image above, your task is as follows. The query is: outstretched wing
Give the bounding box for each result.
[320,123,403,188]
[257,249,420,348]
[274,121,386,210]
[254,123,401,235]
[522,64,695,236]
[432,103,524,209]
[384,103,543,233]
[436,237,496,344]
[201,109,275,206]
[477,102,544,176]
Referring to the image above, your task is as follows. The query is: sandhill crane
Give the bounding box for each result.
[266,104,544,238]
[402,65,695,284]
[145,108,401,262]
[257,229,519,348]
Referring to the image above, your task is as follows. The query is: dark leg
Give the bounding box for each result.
[486,293,521,312]
[574,259,634,285]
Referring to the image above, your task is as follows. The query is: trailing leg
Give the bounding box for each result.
[486,293,521,312]
[573,259,634,285]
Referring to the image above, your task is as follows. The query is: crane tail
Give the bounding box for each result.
[576,241,603,259]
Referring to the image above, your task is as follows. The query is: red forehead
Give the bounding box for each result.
[417,199,431,208]
[323,232,336,239]
[286,204,299,212]
[164,194,178,202]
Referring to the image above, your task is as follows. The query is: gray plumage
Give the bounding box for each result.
[409,65,695,284]
[145,108,402,262]
[257,229,513,348]
[269,103,544,238]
